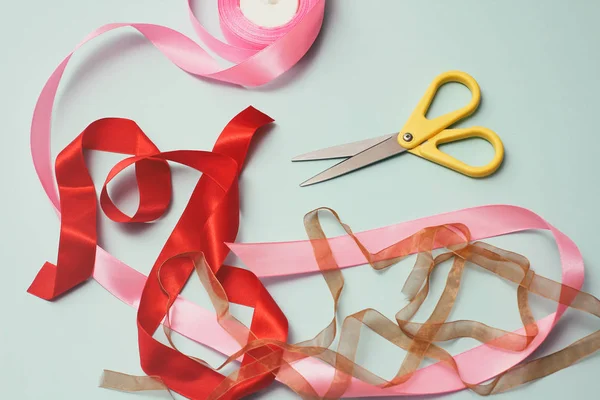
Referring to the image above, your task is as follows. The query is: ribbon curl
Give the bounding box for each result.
[29,107,291,399]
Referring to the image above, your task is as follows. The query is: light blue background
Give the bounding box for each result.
[2,0,600,399]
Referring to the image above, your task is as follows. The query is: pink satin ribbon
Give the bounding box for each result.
[29,0,582,396]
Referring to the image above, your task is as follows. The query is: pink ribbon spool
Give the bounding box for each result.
[220,0,308,49]
[188,0,325,70]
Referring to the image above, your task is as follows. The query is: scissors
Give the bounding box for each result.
[292,70,505,187]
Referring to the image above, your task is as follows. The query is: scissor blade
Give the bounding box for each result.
[299,136,407,187]
[292,134,395,161]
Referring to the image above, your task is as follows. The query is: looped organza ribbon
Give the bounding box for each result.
[100,205,597,398]
[28,107,291,399]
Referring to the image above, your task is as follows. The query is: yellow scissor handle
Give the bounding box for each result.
[398,70,481,150]
[408,126,504,177]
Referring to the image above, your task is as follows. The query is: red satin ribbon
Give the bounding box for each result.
[28,107,288,399]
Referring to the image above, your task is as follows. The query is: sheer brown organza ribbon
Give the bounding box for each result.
[102,207,600,399]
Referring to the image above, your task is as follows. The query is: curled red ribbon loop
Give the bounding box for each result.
[27,119,171,299]
[28,107,289,399]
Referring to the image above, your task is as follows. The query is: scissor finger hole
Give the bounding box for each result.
[425,81,473,121]
[438,137,495,167]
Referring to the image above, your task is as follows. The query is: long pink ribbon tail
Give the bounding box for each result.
[93,204,582,397]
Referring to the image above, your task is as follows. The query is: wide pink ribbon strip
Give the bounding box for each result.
[228,204,583,396]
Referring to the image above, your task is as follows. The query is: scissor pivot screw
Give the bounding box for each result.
[403,133,413,142]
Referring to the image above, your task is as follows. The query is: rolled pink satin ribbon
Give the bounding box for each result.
[32,0,325,218]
